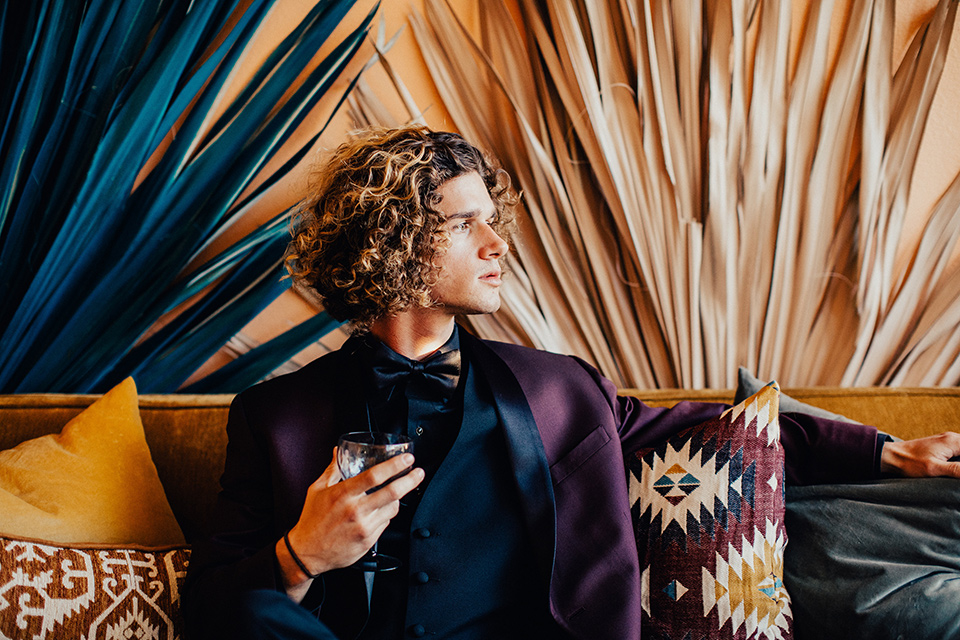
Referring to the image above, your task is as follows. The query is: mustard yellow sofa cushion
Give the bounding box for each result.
[0,378,183,547]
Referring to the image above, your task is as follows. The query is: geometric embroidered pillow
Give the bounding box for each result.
[0,537,189,639]
[627,383,792,640]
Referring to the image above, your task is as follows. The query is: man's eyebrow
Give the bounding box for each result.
[444,211,478,220]
[444,208,497,221]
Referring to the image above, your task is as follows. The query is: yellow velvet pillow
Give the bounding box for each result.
[0,377,185,547]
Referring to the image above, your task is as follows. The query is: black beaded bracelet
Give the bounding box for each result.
[283,531,321,580]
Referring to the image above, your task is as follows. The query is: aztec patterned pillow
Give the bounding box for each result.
[0,537,189,639]
[628,383,792,640]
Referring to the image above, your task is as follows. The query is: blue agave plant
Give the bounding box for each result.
[0,0,375,393]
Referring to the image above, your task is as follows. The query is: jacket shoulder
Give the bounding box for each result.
[479,337,574,364]
[470,335,616,413]
[478,337,597,380]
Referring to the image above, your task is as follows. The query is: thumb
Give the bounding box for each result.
[933,459,960,479]
[314,447,342,488]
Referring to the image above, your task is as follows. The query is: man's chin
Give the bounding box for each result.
[449,300,502,317]
[478,298,502,315]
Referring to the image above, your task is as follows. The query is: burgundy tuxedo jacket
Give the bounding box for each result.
[183,328,882,639]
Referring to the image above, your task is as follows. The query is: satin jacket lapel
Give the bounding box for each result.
[464,332,557,588]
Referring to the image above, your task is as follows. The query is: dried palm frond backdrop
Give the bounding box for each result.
[353,0,960,388]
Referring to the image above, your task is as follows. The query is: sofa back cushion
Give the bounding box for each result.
[627,386,960,442]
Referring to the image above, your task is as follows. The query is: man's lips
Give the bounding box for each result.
[480,270,502,285]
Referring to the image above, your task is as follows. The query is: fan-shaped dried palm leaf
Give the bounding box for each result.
[361,0,960,388]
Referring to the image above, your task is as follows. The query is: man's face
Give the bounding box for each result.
[428,171,509,316]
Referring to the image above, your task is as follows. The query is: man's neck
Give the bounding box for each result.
[368,310,456,361]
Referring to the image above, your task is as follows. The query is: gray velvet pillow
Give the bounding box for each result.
[734,367,857,422]
[784,479,960,640]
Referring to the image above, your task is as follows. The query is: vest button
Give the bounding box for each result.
[413,528,432,539]
[415,425,424,436]
[412,571,430,584]
[409,623,426,637]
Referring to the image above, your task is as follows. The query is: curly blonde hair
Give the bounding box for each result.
[286,126,517,330]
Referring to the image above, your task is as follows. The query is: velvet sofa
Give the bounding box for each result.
[4,386,956,543]
[2,384,959,639]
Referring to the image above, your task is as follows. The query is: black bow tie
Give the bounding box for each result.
[370,346,461,401]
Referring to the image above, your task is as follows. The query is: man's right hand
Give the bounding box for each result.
[276,448,424,597]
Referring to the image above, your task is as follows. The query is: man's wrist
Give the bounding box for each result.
[283,530,322,579]
[275,533,320,594]
[877,433,896,476]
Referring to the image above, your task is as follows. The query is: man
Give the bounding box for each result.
[183,126,960,640]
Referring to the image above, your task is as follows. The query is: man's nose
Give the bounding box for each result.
[482,225,509,258]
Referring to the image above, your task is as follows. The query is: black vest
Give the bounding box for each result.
[359,350,558,639]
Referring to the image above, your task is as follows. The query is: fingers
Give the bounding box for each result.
[932,432,960,478]
[882,432,960,478]
[364,464,426,510]
[939,431,960,455]
[348,453,421,494]
[932,461,960,479]
[322,452,424,509]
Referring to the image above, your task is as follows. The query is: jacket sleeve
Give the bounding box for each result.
[180,393,324,637]
[574,357,884,485]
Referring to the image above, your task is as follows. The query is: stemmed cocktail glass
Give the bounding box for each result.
[336,431,413,571]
